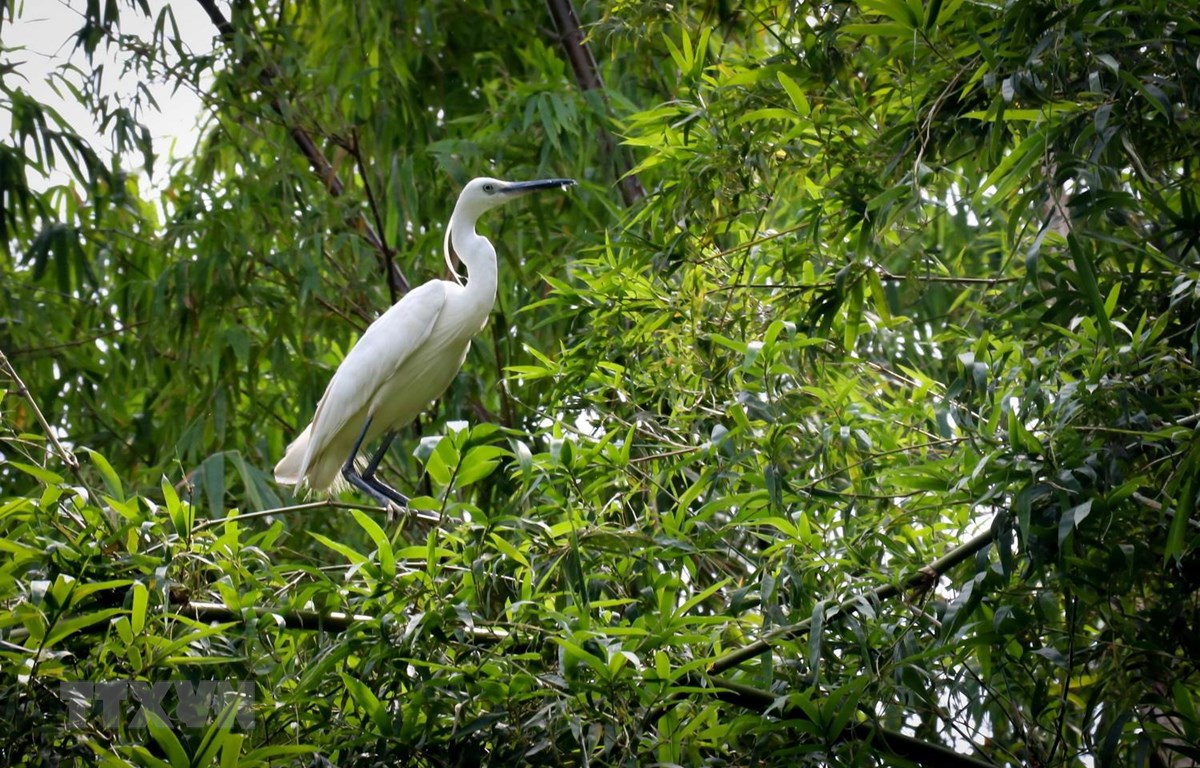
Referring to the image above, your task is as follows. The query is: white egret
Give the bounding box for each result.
[274,176,576,508]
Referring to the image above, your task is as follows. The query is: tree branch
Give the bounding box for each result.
[544,0,645,206]
[193,0,408,296]
[636,528,1002,765]
[640,527,998,734]
[175,600,372,632]
[173,600,508,643]
[708,527,997,675]
[707,676,999,768]
[4,591,507,645]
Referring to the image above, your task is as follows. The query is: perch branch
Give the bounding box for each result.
[191,499,441,531]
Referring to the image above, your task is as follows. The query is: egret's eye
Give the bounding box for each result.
[482,183,496,194]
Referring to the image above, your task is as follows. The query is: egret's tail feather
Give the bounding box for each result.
[301,439,353,493]
[274,422,351,495]
[274,424,312,486]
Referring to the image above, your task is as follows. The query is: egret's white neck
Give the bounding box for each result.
[446,206,498,312]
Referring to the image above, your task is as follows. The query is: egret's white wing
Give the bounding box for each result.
[297,281,448,484]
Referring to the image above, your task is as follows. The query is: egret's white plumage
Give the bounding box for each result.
[275,176,575,505]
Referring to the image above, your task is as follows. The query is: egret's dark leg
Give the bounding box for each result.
[361,432,408,506]
[340,419,408,509]
[363,432,395,479]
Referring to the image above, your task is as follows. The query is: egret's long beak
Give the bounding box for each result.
[502,178,576,195]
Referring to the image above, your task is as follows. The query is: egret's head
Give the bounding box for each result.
[454,176,576,220]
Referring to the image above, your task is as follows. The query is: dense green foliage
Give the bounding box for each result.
[3,0,1199,765]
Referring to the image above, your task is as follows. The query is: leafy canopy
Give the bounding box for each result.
[2,0,1198,766]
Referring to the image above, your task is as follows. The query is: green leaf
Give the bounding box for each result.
[808,600,827,683]
[673,578,730,619]
[351,509,395,577]
[732,108,799,126]
[843,280,863,351]
[341,673,392,735]
[85,448,123,501]
[193,696,246,768]
[976,129,1047,207]
[229,451,282,511]
[220,734,246,768]
[1058,499,1093,547]
[827,676,869,740]
[45,608,124,648]
[858,0,919,27]
[8,461,63,484]
[200,451,226,519]
[309,532,368,565]
[131,581,148,635]
[551,637,609,678]
[1175,680,1198,723]
[142,708,189,768]
[424,436,456,487]
[489,533,530,568]
[777,72,811,117]
[455,445,508,488]
[1067,234,1115,348]
[1165,475,1195,562]
[662,32,688,74]
[162,476,193,536]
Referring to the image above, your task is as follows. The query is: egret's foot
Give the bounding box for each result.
[364,474,409,508]
[343,469,401,505]
[366,477,410,525]
[342,465,411,521]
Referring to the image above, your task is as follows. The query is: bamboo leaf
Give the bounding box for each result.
[351,509,395,578]
[777,72,811,117]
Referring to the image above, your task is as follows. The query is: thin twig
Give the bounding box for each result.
[1132,491,1200,530]
[695,224,810,265]
[877,268,1021,286]
[795,437,968,493]
[4,594,506,643]
[346,127,401,305]
[1133,491,1163,512]
[315,293,371,329]
[1047,593,1077,764]
[628,446,701,464]
[0,347,81,477]
[175,601,373,632]
[7,322,149,357]
[712,280,837,293]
